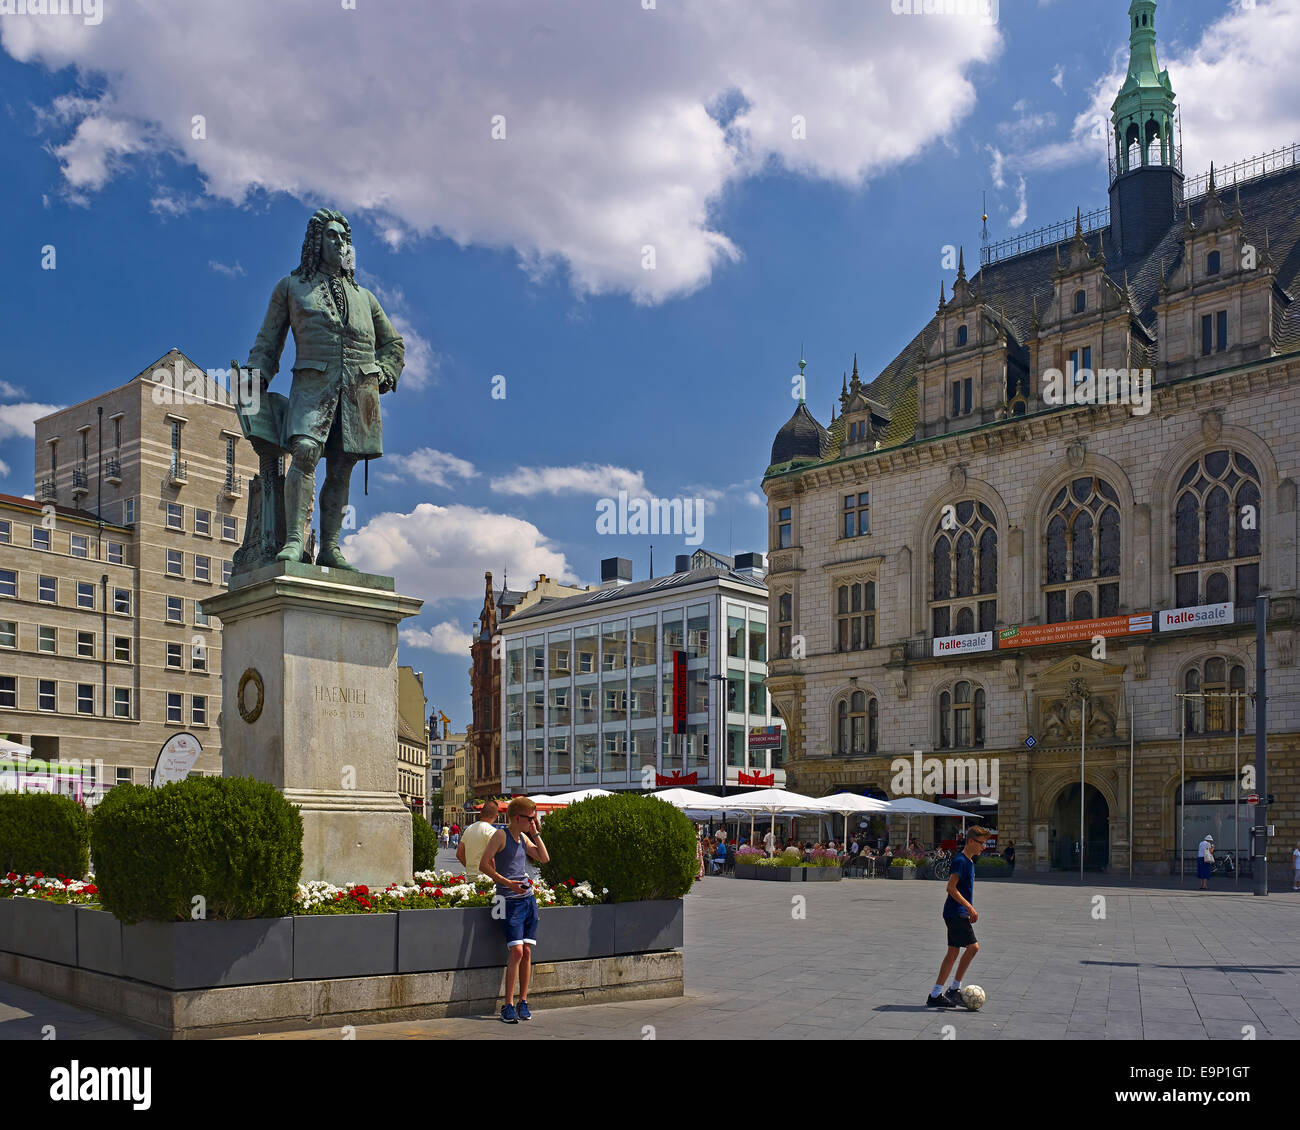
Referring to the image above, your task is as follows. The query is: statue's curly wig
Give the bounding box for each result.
[292,208,357,287]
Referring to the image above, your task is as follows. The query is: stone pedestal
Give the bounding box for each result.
[203,562,422,887]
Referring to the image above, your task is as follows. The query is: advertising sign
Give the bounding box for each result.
[672,650,688,734]
[1157,602,1233,631]
[747,725,783,749]
[655,770,698,786]
[152,732,203,786]
[932,631,994,657]
[997,613,1152,649]
[738,770,776,786]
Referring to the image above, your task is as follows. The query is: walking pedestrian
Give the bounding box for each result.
[1293,839,1300,891]
[1003,841,1015,874]
[926,825,991,1009]
[1197,832,1214,890]
[763,827,776,857]
[476,797,549,1024]
[439,825,449,849]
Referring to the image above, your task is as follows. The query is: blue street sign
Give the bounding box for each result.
[1025,736,1037,748]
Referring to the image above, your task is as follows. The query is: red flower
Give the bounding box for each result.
[5,872,15,881]
[433,888,443,898]
[84,885,98,895]
[566,878,575,887]
[57,874,65,880]
[34,871,43,879]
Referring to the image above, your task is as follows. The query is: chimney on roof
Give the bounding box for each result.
[600,557,633,588]
[734,552,767,579]
[675,554,691,573]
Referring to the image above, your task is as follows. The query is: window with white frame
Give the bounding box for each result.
[0,676,16,708]
[166,642,183,669]
[0,570,14,598]
[71,533,88,558]
[33,527,50,551]
[39,576,57,603]
[77,684,94,714]
[38,626,56,653]
[39,680,56,711]
[107,541,124,564]
[166,503,184,531]
[192,695,207,726]
[195,555,210,582]
[166,549,183,577]
[195,509,211,536]
[114,588,131,615]
[166,596,183,623]
[0,621,14,648]
[166,693,182,724]
[77,582,95,610]
[113,689,131,719]
[77,631,94,658]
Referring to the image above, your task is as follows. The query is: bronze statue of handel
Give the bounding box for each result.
[246,208,404,570]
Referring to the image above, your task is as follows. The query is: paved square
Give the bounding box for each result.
[3,870,1298,1041]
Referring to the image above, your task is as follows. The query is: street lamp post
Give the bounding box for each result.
[1069,678,1088,882]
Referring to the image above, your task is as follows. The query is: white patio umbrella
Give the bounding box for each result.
[816,793,894,848]
[649,787,730,811]
[0,738,33,757]
[881,796,971,849]
[709,788,833,849]
[544,787,614,803]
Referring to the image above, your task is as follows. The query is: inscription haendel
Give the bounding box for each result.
[314,685,370,705]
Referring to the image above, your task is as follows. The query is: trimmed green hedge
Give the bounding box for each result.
[411,811,437,873]
[536,794,696,902]
[976,855,1009,868]
[0,792,90,878]
[89,777,303,923]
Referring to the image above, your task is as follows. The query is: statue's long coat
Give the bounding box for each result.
[246,271,404,457]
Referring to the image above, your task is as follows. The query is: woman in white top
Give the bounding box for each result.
[1292,840,1300,891]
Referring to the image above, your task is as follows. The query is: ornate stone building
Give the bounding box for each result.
[763,1,1299,877]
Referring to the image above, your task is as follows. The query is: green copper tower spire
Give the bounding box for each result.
[1110,0,1177,178]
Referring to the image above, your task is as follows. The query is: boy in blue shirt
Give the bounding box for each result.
[925,825,990,1009]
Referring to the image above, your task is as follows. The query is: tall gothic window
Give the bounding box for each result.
[931,501,997,638]
[1173,450,1261,609]
[938,681,985,749]
[837,690,879,755]
[1182,657,1247,735]
[1044,476,1121,623]
[836,582,876,652]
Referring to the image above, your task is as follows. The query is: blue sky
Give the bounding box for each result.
[0,0,1295,729]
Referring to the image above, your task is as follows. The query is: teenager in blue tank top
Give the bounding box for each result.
[477,797,550,1024]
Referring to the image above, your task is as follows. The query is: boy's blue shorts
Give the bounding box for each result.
[503,894,539,947]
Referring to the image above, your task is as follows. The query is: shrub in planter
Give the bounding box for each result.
[537,794,695,902]
[90,777,303,923]
[976,856,1009,869]
[0,793,90,879]
[411,812,438,873]
[889,857,917,868]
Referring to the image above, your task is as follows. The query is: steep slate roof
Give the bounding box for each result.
[767,162,1300,477]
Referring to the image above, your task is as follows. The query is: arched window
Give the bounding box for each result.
[1207,250,1221,276]
[930,500,998,638]
[1182,657,1248,735]
[938,681,985,750]
[1073,290,1086,314]
[835,581,876,652]
[1044,476,1121,623]
[1172,451,1261,609]
[837,690,878,755]
[956,325,968,347]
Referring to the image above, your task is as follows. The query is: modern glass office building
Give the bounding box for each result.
[498,555,784,793]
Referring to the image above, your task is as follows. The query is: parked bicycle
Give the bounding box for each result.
[930,848,953,881]
[1210,851,1235,876]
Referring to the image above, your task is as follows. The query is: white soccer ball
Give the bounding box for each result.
[961,985,986,1010]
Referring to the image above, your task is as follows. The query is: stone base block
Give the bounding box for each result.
[297,804,412,888]
[0,949,684,1040]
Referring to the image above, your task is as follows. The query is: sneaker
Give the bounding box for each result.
[926,991,958,1008]
[500,1004,519,1024]
[945,988,967,1009]
[517,1000,532,1021]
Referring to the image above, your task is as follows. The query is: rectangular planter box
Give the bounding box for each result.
[397,906,506,973]
[75,906,122,977]
[294,912,397,980]
[537,904,616,963]
[735,863,801,881]
[9,897,78,966]
[888,867,920,879]
[0,898,14,953]
[803,867,842,883]
[122,917,294,989]
[613,899,682,954]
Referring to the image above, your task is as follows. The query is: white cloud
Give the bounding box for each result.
[0,402,63,441]
[1008,175,1029,229]
[341,503,578,605]
[208,259,245,278]
[987,144,1006,190]
[1051,65,1065,92]
[0,381,25,399]
[378,448,478,489]
[400,621,474,655]
[0,458,11,478]
[360,278,440,392]
[490,464,648,498]
[7,1,1001,304]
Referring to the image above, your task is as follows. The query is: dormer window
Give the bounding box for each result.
[1206,250,1221,275]
[1074,289,1086,313]
[956,325,968,347]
